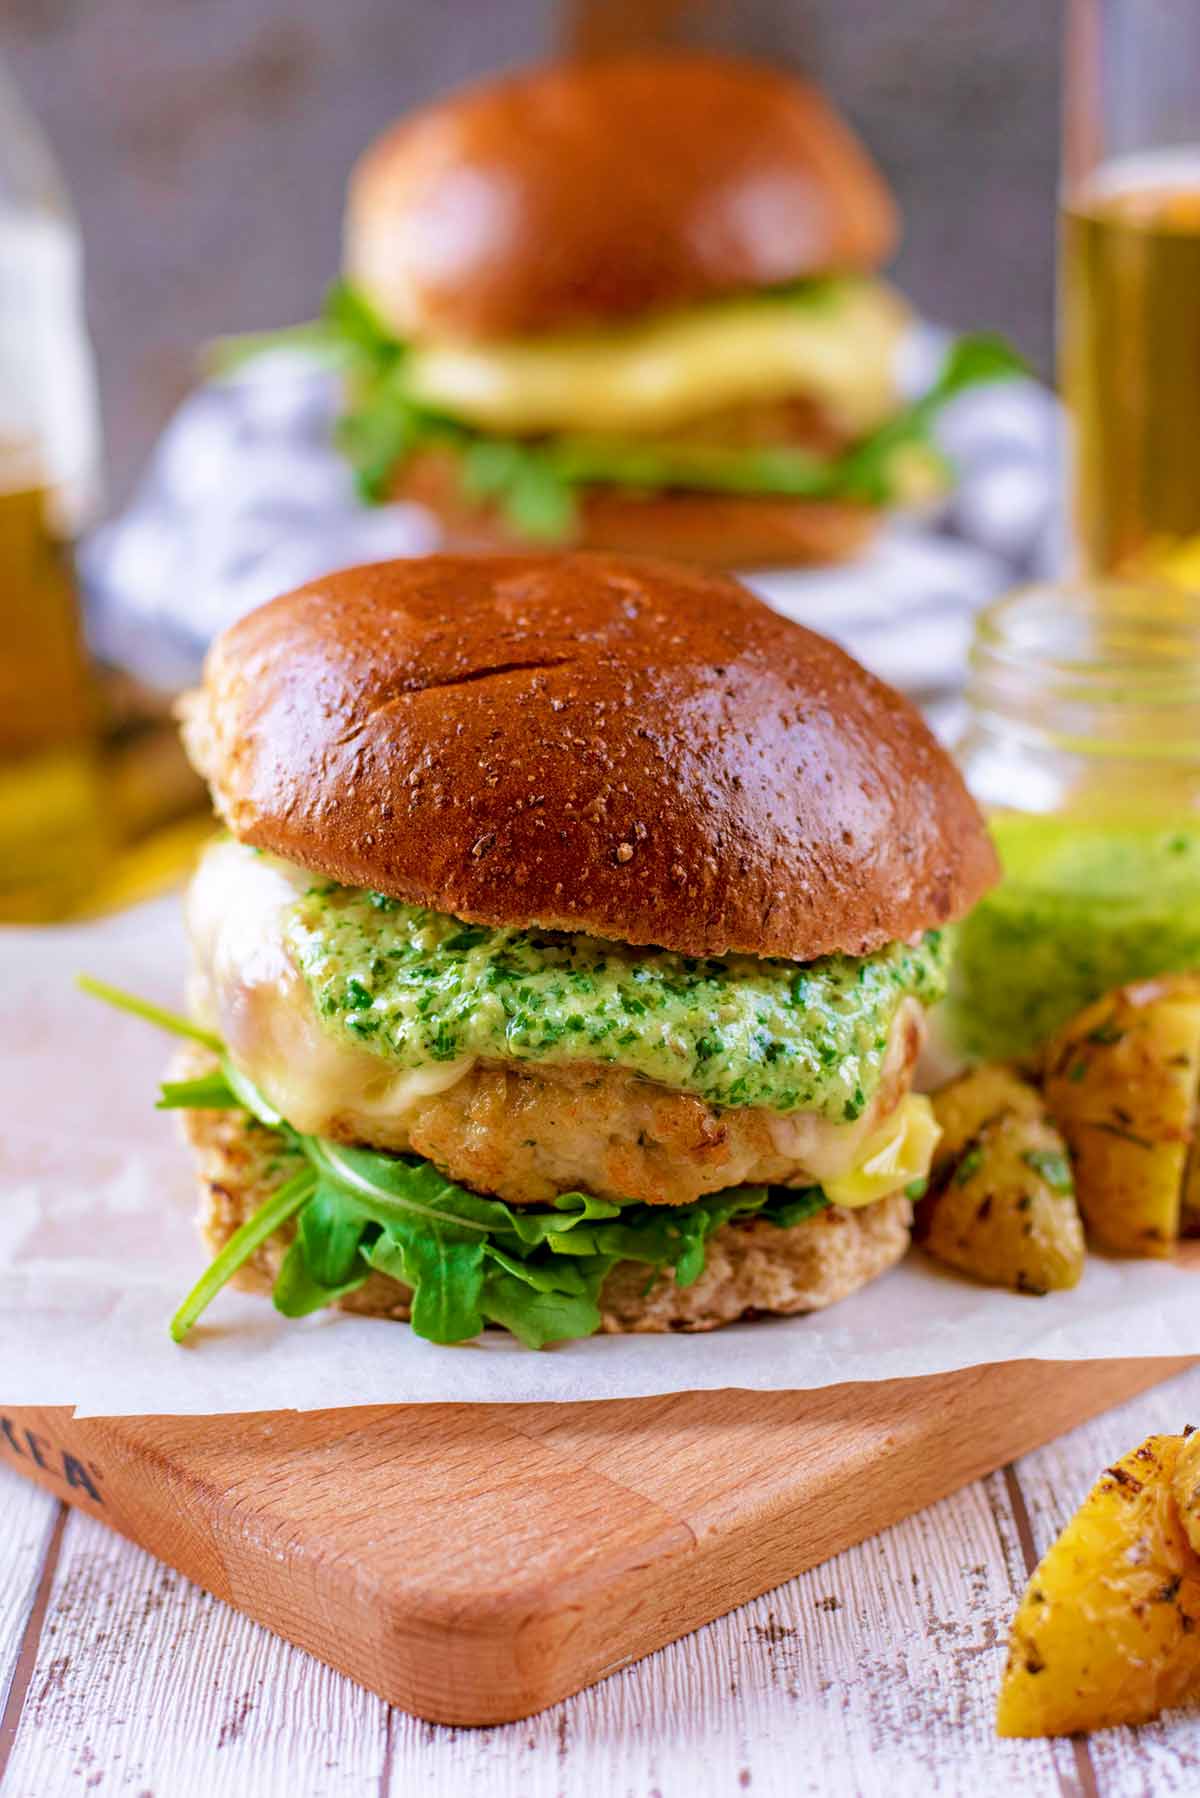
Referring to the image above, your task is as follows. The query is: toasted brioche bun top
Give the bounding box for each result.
[345,53,898,343]
[182,554,996,962]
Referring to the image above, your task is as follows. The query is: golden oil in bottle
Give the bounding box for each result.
[0,448,108,920]
[0,60,109,919]
[1061,151,1200,577]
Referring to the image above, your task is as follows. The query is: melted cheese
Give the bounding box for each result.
[186,840,475,1136]
[822,1094,940,1210]
[406,279,908,438]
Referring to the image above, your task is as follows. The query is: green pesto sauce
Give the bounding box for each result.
[949,815,1200,1059]
[284,885,950,1120]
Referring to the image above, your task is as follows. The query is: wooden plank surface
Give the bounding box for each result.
[0,1358,1183,1728]
[3,1367,1200,1795]
[0,1476,60,1772]
[0,1492,389,1798]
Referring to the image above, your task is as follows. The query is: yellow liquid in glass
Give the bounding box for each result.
[0,466,108,920]
[1061,156,1200,576]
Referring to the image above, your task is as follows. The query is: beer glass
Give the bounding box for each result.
[1060,0,1200,578]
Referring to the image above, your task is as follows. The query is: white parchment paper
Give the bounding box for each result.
[2,899,1197,1418]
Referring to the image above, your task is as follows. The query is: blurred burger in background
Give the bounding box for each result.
[252,52,1022,568]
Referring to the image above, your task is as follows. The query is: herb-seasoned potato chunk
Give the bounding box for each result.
[997,1433,1200,1737]
[918,1066,1084,1293]
[1181,1136,1200,1238]
[1174,1430,1200,1561]
[1043,974,1200,1256]
[928,1062,1045,1160]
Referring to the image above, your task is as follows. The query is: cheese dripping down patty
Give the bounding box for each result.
[185,838,939,1207]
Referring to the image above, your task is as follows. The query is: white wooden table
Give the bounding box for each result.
[2,1370,1199,1797]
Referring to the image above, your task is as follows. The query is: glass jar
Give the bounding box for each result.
[948,580,1200,1059]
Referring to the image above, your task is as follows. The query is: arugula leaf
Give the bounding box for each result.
[169,1165,318,1343]
[273,1236,370,1318]
[762,1186,835,1229]
[367,1227,488,1343]
[220,1056,285,1127]
[266,1140,825,1345]
[832,332,1029,503]
[207,317,342,375]
[359,328,1024,529]
[305,1139,499,1235]
[459,438,576,538]
[76,975,223,1054]
[929,331,1032,398]
[169,1112,831,1346]
[479,1268,605,1351]
[484,1244,598,1296]
[337,364,434,502]
[546,333,1029,509]
[322,279,403,363]
[157,1071,241,1110]
[207,279,401,376]
[298,1184,373,1287]
[272,1182,377,1319]
[180,1093,833,1346]
[548,437,834,500]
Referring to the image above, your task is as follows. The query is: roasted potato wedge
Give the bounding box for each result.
[997,1433,1200,1737]
[918,1066,1085,1293]
[928,1062,1046,1160]
[1043,974,1200,1256]
[1174,1429,1200,1561]
[1181,1133,1200,1238]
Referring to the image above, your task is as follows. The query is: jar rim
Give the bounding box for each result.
[968,579,1200,758]
[972,578,1200,699]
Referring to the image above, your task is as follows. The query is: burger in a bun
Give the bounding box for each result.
[88,554,998,1348]
[246,53,1023,566]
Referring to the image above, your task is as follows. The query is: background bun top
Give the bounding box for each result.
[345,52,898,342]
[184,554,996,961]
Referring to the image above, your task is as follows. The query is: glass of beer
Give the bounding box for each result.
[1060,0,1200,578]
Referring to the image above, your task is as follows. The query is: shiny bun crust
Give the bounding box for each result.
[182,553,997,961]
[391,449,879,568]
[345,53,898,342]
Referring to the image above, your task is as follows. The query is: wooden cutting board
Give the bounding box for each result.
[0,1359,1186,1727]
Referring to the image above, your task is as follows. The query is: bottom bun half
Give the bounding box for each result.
[183,1102,912,1335]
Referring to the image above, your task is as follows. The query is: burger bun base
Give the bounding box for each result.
[392,449,879,568]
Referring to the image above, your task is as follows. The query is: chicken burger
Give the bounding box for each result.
[249,53,1022,566]
[131,553,998,1346]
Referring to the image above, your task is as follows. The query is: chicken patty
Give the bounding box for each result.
[359,1007,922,1207]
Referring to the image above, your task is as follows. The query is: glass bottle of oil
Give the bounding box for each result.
[0,57,107,920]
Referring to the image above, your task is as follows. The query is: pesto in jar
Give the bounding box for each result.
[284,881,950,1120]
[949,815,1200,1059]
